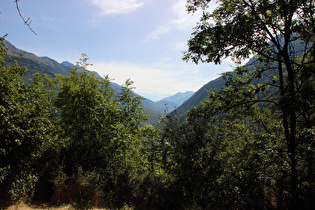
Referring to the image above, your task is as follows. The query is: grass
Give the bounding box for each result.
[3,200,133,210]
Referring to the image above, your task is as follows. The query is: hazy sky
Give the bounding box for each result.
[1,0,236,101]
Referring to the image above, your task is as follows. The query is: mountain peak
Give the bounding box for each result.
[157,91,195,109]
[60,61,75,68]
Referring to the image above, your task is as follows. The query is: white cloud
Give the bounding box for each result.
[41,16,56,23]
[146,0,219,41]
[172,41,188,51]
[87,0,144,15]
[146,0,201,40]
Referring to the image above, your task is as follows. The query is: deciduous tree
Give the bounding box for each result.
[0,37,56,202]
[184,0,315,208]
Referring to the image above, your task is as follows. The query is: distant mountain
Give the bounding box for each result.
[161,91,194,106]
[174,38,306,116]
[156,91,195,112]
[3,40,164,124]
[174,77,224,116]
[174,55,270,117]
[60,61,74,68]
[5,40,70,78]
[155,100,178,112]
[60,61,106,81]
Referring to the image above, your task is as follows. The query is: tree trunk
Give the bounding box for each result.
[283,51,298,209]
[278,51,298,209]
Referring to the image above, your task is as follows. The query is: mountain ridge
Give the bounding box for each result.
[3,40,195,125]
[174,77,224,116]
[155,91,195,112]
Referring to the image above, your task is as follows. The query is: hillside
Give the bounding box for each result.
[174,55,275,116]
[5,40,70,79]
[174,39,305,116]
[175,76,224,116]
[4,40,164,124]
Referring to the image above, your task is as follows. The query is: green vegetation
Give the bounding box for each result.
[1,0,315,209]
[184,0,314,208]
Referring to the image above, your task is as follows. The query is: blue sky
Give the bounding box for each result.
[1,0,236,101]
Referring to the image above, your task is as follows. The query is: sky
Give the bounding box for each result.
[1,0,237,101]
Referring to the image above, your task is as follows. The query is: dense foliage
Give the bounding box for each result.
[183,0,315,208]
[0,37,164,208]
[1,0,314,209]
[0,36,57,203]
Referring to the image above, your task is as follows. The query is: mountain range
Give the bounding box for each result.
[5,37,307,124]
[156,91,194,110]
[4,40,195,124]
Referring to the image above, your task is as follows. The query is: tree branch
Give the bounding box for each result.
[14,0,37,35]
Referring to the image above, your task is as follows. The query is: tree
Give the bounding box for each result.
[0,36,56,202]
[184,0,315,208]
[158,106,226,208]
[54,55,156,207]
[55,54,118,171]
